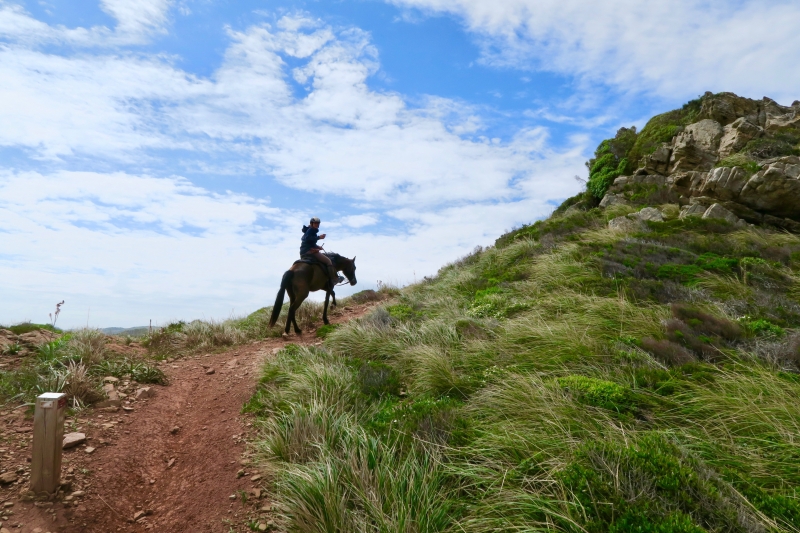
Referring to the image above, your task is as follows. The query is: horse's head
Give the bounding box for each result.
[340,255,357,286]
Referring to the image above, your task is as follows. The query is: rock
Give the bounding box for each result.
[738,157,800,219]
[170,426,180,435]
[699,166,750,201]
[258,524,267,532]
[1,528,11,533]
[167,458,176,468]
[122,406,134,412]
[608,216,646,233]
[669,119,723,173]
[251,488,262,499]
[133,511,146,521]
[642,143,672,175]
[205,368,215,375]
[84,446,96,454]
[599,193,629,208]
[62,433,86,449]
[250,474,262,481]
[718,117,763,158]
[102,376,119,383]
[135,387,154,400]
[632,207,664,222]
[763,98,800,131]
[702,203,741,225]
[698,92,761,126]
[679,204,707,219]
[16,329,58,347]
[71,490,85,497]
[0,472,18,484]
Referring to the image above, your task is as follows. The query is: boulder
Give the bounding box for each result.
[17,329,58,347]
[680,204,707,219]
[762,97,800,132]
[608,216,646,233]
[642,143,672,175]
[599,193,629,208]
[699,166,750,201]
[718,118,763,158]
[669,120,723,173]
[702,203,742,225]
[698,92,761,126]
[632,207,665,222]
[738,157,800,219]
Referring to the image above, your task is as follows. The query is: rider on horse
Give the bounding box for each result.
[300,217,343,290]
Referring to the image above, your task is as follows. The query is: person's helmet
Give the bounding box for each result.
[310,217,321,224]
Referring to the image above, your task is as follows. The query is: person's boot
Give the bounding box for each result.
[327,265,344,290]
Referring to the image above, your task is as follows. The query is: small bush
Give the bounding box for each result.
[68,329,107,365]
[741,317,785,337]
[6,322,61,335]
[641,338,696,366]
[557,375,637,414]
[358,362,401,398]
[315,324,339,338]
[671,303,743,341]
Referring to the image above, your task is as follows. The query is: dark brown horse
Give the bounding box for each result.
[269,253,357,335]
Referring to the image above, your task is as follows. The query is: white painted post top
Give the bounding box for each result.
[38,393,66,400]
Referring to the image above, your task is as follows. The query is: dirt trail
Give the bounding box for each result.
[1,303,376,533]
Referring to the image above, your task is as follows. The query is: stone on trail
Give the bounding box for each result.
[205,368,215,375]
[0,472,18,484]
[135,387,154,399]
[62,432,86,449]
[84,447,96,454]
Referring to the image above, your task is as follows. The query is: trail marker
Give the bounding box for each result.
[30,392,67,494]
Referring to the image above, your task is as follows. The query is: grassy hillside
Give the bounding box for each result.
[246,204,800,532]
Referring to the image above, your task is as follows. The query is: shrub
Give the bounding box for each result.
[557,375,637,414]
[68,329,107,365]
[357,361,401,398]
[641,338,696,366]
[315,324,339,338]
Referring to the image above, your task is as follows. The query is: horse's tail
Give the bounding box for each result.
[269,270,294,327]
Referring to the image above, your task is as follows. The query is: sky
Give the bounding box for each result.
[1,0,799,328]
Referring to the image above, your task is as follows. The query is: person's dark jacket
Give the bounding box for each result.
[300,225,321,255]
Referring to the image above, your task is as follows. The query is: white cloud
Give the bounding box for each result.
[100,0,172,36]
[387,0,800,104]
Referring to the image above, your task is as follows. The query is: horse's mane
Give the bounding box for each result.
[324,251,344,262]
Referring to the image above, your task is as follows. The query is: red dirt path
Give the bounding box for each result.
[0,302,376,533]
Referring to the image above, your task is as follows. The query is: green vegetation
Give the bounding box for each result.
[247,203,800,532]
[0,329,163,407]
[624,97,702,173]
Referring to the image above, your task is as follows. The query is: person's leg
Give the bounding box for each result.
[309,251,339,290]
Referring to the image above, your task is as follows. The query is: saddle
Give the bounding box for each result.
[294,253,331,268]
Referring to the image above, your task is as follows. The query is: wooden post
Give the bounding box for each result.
[30,392,67,495]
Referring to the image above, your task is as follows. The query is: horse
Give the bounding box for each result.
[268,253,357,335]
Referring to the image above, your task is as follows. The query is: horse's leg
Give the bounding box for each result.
[331,291,337,307]
[323,291,331,325]
[290,286,310,335]
[284,283,296,335]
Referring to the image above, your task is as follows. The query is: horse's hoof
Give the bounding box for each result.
[281,332,289,338]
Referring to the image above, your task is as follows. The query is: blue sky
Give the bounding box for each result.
[1,0,799,328]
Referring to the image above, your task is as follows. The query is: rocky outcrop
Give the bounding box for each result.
[600,91,800,232]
